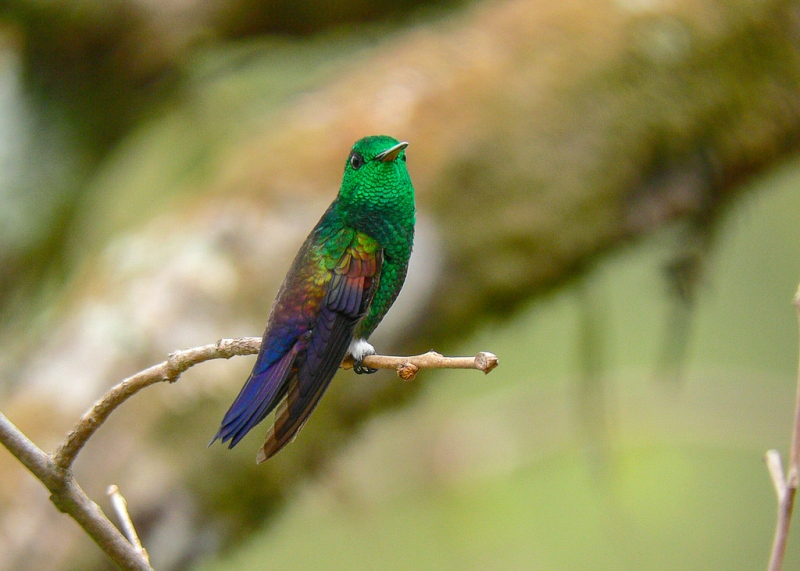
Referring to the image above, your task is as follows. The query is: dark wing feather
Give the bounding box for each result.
[211,343,299,448]
[212,225,329,450]
[258,250,382,462]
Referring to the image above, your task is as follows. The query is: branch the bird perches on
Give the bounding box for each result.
[343,350,498,380]
[0,337,498,571]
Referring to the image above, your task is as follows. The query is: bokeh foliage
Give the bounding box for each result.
[1,0,800,569]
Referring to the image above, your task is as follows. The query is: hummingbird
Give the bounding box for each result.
[212,136,415,462]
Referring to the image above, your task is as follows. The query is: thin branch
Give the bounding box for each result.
[53,337,261,469]
[108,485,149,563]
[2,336,497,571]
[0,411,53,485]
[54,340,496,469]
[0,412,153,571]
[342,350,499,380]
[789,291,800,480]
[766,286,800,571]
[767,449,787,502]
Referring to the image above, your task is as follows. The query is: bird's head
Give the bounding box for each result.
[337,136,415,234]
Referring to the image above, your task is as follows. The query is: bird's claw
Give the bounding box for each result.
[353,361,378,375]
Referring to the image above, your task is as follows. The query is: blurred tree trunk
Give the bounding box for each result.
[216,0,800,341]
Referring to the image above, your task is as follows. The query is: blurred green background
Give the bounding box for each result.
[199,160,800,570]
[1,0,800,570]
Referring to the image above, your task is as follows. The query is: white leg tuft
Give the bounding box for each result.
[348,338,375,361]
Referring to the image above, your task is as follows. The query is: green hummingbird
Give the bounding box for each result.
[212,136,415,462]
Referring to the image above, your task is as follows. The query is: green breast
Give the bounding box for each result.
[335,135,416,339]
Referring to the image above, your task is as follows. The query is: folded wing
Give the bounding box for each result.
[211,227,382,460]
[258,244,382,462]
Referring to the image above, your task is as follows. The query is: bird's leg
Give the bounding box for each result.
[348,338,378,375]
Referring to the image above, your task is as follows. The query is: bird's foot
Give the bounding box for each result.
[353,361,378,375]
[349,338,377,375]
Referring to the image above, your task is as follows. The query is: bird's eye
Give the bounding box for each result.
[349,153,365,170]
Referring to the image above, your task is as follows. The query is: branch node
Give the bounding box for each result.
[788,466,799,491]
[397,363,419,381]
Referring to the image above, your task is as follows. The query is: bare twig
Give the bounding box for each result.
[0,411,52,482]
[1,336,497,570]
[108,486,149,563]
[0,412,154,571]
[0,337,261,571]
[53,337,261,469]
[766,450,787,501]
[53,340,495,469]
[342,350,499,380]
[766,286,800,571]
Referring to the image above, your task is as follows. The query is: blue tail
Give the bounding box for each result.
[211,345,298,448]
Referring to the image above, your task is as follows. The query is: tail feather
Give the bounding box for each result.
[212,345,298,448]
[258,307,356,462]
